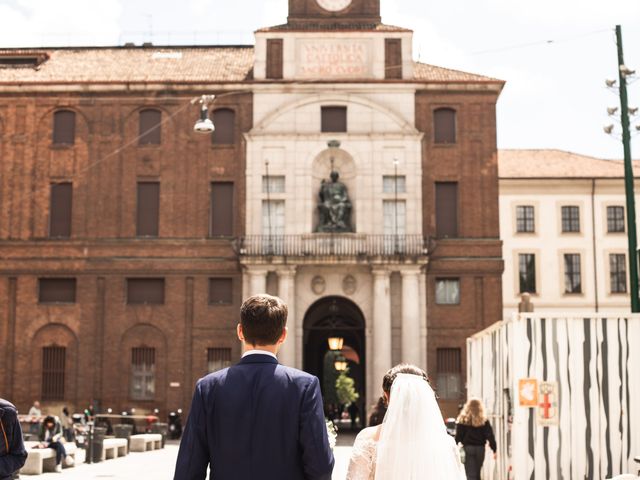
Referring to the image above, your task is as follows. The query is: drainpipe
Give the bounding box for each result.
[591,178,599,312]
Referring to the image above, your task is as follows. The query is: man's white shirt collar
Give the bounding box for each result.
[242,349,278,360]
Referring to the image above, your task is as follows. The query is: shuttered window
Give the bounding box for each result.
[610,254,627,294]
[433,108,456,144]
[435,182,458,238]
[49,183,73,238]
[52,110,75,145]
[131,347,155,400]
[383,175,406,194]
[321,106,347,133]
[262,175,285,194]
[519,253,536,294]
[266,39,284,80]
[516,206,535,233]
[385,38,402,79]
[207,348,232,373]
[39,278,76,304]
[209,278,233,305]
[210,182,234,236]
[42,346,66,401]
[212,109,235,145]
[607,206,625,233]
[564,254,582,294]
[127,278,165,305]
[136,182,160,237]
[561,206,580,233]
[139,109,162,145]
[436,348,462,400]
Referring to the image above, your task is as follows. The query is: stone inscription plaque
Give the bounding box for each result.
[297,39,372,79]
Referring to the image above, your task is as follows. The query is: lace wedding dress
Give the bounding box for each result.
[346,374,466,480]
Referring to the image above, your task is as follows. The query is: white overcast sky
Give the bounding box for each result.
[1,0,639,159]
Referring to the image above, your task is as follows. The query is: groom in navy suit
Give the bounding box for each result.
[174,294,334,480]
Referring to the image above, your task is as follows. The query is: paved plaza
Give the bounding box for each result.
[25,433,356,479]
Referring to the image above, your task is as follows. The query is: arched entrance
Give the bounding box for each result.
[303,296,365,429]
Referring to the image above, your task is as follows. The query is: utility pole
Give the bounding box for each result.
[616,25,640,312]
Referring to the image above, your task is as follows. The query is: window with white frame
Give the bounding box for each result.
[262,175,285,194]
[383,200,406,253]
[564,254,582,294]
[262,200,285,254]
[561,206,580,233]
[383,175,406,194]
[516,206,535,233]
[610,254,627,293]
[435,279,460,305]
[518,253,536,294]
[607,206,625,233]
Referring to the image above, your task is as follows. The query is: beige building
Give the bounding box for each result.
[500,149,640,318]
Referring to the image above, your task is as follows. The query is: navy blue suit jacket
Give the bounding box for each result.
[174,354,334,480]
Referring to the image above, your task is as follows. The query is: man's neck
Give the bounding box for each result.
[242,344,278,355]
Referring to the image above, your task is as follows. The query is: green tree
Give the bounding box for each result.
[335,370,359,405]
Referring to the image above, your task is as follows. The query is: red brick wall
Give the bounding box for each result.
[416,90,504,417]
[0,92,251,415]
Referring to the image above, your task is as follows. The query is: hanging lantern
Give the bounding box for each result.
[327,337,344,351]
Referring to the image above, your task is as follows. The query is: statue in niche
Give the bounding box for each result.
[316,170,353,232]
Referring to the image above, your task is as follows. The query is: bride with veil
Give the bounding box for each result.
[346,364,466,480]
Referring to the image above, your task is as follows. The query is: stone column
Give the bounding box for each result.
[277,267,297,367]
[247,268,268,296]
[372,267,392,392]
[419,268,428,371]
[401,267,422,366]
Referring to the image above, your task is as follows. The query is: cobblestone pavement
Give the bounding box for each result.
[26,433,356,479]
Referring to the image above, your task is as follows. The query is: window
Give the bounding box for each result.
[212,109,235,145]
[321,106,347,133]
[385,38,402,79]
[262,175,285,194]
[209,278,233,305]
[435,279,460,305]
[610,254,627,293]
[436,348,462,400]
[136,182,160,237]
[561,206,580,233]
[518,253,536,294]
[42,346,66,401]
[564,254,582,294]
[263,200,285,254]
[433,108,456,144]
[207,348,232,373]
[52,110,75,145]
[383,200,406,253]
[139,109,162,145]
[210,182,234,236]
[607,206,625,233]
[516,206,535,233]
[435,182,458,238]
[383,175,406,194]
[266,39,283,80]
[49,183,73,238]
[131,347,155,400]
[38,278,76,304]
[127,278,165,305]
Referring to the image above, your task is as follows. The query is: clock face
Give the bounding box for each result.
[316,0,353,12]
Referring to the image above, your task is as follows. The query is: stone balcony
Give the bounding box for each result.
[236,234,429,259]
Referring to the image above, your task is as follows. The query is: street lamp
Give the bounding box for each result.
[328,337,344,351]
[334,356,348,372]
[192,95,216,134]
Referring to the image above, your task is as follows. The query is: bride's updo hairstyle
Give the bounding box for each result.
[456,398,488,427]
[382,364,429,395]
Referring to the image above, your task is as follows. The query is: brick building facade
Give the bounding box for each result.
[0,0,503,418]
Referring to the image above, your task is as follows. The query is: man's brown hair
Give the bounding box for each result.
[240,294,288,346]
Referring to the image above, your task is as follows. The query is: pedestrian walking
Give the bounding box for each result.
[455,398,497,480]
[0,398,28,480]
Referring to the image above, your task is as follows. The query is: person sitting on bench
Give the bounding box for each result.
[35,416,72,473]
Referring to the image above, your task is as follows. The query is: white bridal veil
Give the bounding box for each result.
[375,374,466,480]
